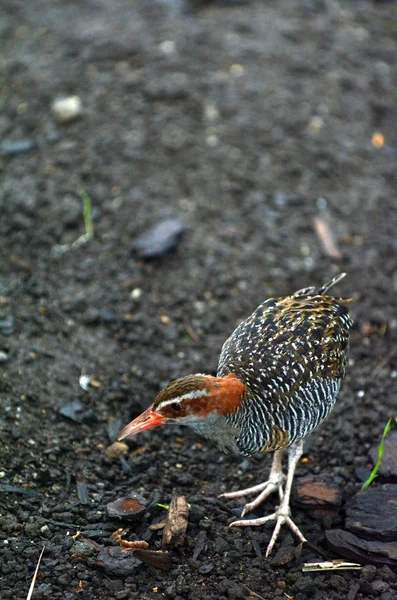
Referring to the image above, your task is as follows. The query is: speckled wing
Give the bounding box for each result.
[217,290,353,455]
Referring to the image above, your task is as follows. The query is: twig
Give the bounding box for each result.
[26,545,45,600]
[241,584,266,600]
[185,322,200,342]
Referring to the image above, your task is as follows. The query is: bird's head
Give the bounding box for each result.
[117,373,246,441]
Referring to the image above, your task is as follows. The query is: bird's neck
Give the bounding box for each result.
[205,373,246,415]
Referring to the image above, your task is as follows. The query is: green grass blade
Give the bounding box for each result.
[362,417,392,489]
[79,189,94,240]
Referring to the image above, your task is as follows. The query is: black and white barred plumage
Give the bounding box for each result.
[217,274,353,456]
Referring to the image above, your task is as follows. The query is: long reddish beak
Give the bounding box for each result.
[117,405,165,440]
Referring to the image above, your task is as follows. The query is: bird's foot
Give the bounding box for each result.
[229,507,306,558]
[218,470,285,517]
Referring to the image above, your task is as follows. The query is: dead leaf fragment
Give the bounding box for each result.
[162,495,189,549]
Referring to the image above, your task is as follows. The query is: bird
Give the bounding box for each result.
[118,273,353,557]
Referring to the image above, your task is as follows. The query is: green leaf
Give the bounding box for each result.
[79,189,94,240]
[362,417,393,489]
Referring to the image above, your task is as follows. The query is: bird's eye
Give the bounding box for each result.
[169,402,182,412]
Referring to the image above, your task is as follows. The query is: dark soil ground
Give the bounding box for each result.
[1,0,397,598]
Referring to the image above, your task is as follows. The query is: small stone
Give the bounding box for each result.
[106,579,124,592]
[97,546,140,577]
[270,546,296,566]
[326,529,397,567]
[133,218,185,259]
[1,139,38,156]
[198,563,213,574]
[371,580,389,594]
[106,442,129,460]
[292,576,317,594]
[130,288,142,300]
[380,592,396,600]
[52,96,82,123]
[59,401,84,423]
[0,351,9,362]
[70,540,96,558]
[345,484,397,541]
[36,583,52,596]
[57,573,71,586]
[376,565,397,583]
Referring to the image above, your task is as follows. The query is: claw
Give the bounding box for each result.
[229,511,306,557]
[223,441,306,557]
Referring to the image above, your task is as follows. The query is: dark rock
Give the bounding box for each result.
[371,580,389,593]
[1,139,38,156]
[213,536,230,554]
[376,566,397,583]
[292,576,317,594]
[76,477,90,504]
[347,582,360,600]
[369,433,397,481]
[198,563,213,574]
[270,546,296,566]
[57,573,71,586]
[97,546,140,576]
[329,574,348,592]
[36,583,52,597]
[326,529,397,567]
[59,401,85,423]
[217,580,246,600]
[294,476,342,508]
[69,540,96,558]
[133,218,185,259]
[345,484,397,541]
[360,564,377,582]
[380,593,396,600]
[106,492,147,520]
[106,579,124,592]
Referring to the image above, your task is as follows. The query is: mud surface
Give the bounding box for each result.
[1,0,397,598]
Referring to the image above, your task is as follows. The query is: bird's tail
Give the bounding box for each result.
[293,273,346,297]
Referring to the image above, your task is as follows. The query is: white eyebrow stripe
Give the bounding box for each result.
[157,388,211,410]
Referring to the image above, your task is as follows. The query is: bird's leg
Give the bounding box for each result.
[219,449,285,513]
[229,440,307,557]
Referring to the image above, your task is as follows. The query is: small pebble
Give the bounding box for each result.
[106,442,129,460]
[59,401,84,423]
[198,563,213,574]
[0,351,9,362]
[1,140,37,156]
[51,96,82,123]
[133,218,185,259]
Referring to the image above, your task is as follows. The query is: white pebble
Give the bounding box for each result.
[52,96,82,123]
[159,40,176,55]
[130,288,142,300]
